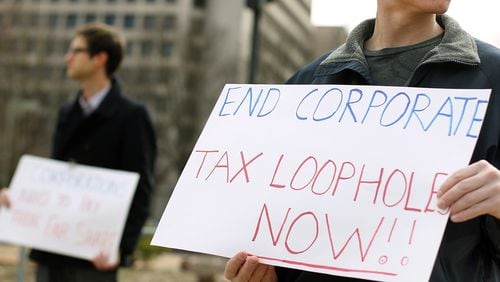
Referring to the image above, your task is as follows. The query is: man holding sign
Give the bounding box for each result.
[1,23,156,282]
[224,1,500,281]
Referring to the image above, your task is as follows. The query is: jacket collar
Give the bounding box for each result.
[74,76,122,119]
[315,15,480,79]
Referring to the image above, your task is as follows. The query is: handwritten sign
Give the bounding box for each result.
[0,155,138,261]
[152,84,490,281]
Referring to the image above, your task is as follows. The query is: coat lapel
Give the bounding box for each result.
[54,78,123,158]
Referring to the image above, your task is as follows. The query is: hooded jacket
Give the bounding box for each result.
[279,15,500,282]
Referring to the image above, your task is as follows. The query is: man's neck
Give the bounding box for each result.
[365,12,443,51]
[80,75,111,101]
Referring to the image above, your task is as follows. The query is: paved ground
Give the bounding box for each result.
[0,243,228,282]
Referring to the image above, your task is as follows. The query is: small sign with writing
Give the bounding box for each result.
[0,155,138,261]
[151,84,490,282]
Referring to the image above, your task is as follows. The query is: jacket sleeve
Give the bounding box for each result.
[483,216,500,260]
[118,105,157,265]
[482,95,500,262]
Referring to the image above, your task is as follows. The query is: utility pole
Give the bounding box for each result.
[246,0,272,83]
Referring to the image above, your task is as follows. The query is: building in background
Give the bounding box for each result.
[0,0,346,219]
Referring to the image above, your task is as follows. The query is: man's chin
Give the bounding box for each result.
[66,72,78,80]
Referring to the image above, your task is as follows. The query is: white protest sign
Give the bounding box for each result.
[152,84,490,281]
[0,155,139,261]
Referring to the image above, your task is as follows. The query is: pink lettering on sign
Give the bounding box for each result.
[57,193,72,209]
[10,208,41,229]
[190,148,449,278]
[79,196,101,213]
[194,150,264,183]
[267,153,446,213]
[76,222,116,249]
[251,203,419,277]
[17,188,51,207]
[44,215,69,240]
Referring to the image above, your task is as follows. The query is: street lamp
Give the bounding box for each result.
[246,0,273,83]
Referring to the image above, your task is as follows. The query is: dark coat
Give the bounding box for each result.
[277,15,500,282]
[30,77,157,268]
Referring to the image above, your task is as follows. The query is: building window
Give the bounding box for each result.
[66,14,78,28]
[9,39,20,53]
[190,18,205,34]
[166,0,176,3]
[162,15,176,30]
[45,39,57,55]
[160,41,174,57]
[12,14,23,27]
[85,14,97,23]
[48,14,59,28]
[193,0,206,8]
[29,13,40,26]
[63,38,71,51]
[126,41,134,55]
[104,14,116,25]
[141,40,154,56]
[143,15,155,29]
[42,66,54,80]
[26,38,36,53]
[123,14,135,29]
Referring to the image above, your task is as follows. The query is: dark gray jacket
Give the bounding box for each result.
[279,15,500,282]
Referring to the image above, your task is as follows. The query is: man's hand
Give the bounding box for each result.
[437,160,500,222]
[91,251,120,271]
[224,251,277,282]
[0,188,11,208]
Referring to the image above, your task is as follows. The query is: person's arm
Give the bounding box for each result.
[0,188,11,208]
[118,105,157,266]
[224,251,277,282]
[437,160,500,259]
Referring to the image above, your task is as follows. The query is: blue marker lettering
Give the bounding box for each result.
[339,88,363,123]
[361,90,388,124]
[313,88,343,122]
[380,92,410,127]
[466,99,488,138]
[296,88,318,120]
[218,86,242,116]
[403,93,430,130]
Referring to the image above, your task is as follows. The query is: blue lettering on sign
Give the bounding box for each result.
[218,86,280,117]
[31,166,124,197]
[293,87,487,138]
[217,85,488,139]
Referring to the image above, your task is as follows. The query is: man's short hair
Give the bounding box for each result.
[75,23,125,77]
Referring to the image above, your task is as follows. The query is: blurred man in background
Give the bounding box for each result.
[1,22,156,282]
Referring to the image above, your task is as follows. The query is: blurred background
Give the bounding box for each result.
[1,0,498,281]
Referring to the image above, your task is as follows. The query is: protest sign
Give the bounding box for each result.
[0,155,138,261]
[152,84,490,281]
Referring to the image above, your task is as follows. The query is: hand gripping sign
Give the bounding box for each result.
[152,84,490,282]
[0,155,138,262]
